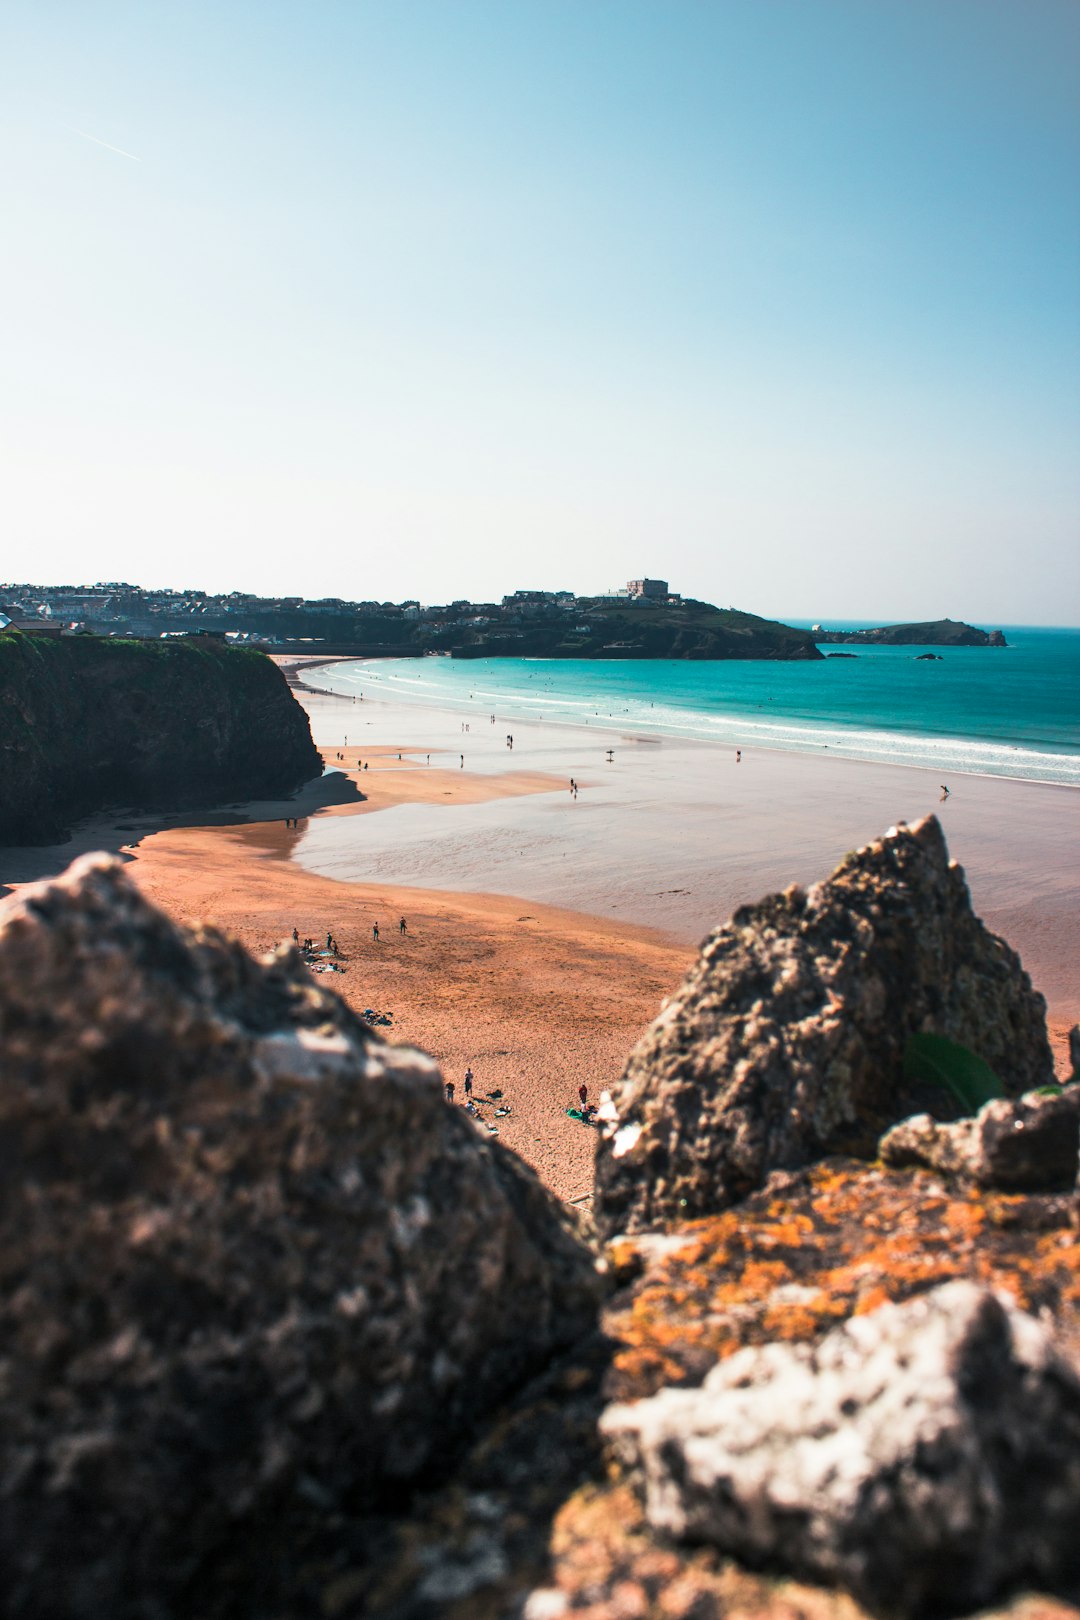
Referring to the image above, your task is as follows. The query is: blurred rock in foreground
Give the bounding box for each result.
[595,816,1052,1234]
[881,1085,1080,1190]
[0,855,601,1620]
[602,1279,1080,1618]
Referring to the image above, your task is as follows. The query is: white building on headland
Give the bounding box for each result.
[626,578,669,600]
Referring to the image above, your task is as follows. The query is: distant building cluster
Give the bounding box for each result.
[0,575,684,649]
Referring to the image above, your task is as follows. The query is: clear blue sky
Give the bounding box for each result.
[2,1,1078,623]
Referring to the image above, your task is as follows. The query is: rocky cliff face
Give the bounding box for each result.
[0,631,322,845]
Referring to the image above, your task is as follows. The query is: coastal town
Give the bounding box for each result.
[0,577,823,659]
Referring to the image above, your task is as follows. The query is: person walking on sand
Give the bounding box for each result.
[464,1067,473,1099]
[578,1083,588,1111]
[399,916,407,935]
[736,749,741,763]
[292,928,299,945]
[372,921,380,942]
[940,784,951,799]
[460,754,464,768]
[445,1080,455,1104]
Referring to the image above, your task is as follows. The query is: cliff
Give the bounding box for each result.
[451,600,823,660]
[817,618,1007,647]
[0,630,322,845]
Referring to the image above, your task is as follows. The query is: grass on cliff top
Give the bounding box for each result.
[582,599,808,637]
[0,628,272,676]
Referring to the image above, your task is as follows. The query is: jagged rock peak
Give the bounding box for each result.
[594,815,1052,1233]
[602,1279,1080,1618]
[0,854,602,1620]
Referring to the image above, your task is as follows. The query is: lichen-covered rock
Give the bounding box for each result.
[602,1280,1080,1618]
[0,854,602,1619]
[880,1086,1080,1190]
[595,816,1052,1233]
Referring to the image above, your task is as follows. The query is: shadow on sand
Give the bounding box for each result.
[0,769,364,898]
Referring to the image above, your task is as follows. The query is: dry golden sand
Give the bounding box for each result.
[128,815,689,1203]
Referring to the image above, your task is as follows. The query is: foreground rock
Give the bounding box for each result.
[0,855,601,1619]
[881,1085,1080,1190]
[595,816,1052,1233]
[347,1160,1080,1618]
[602,1280,1080,1618]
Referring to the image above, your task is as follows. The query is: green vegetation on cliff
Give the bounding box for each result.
[451,599,823,660]
[0,631,322,845]
[816,619,1007,647]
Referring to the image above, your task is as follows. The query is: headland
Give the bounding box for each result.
[0,629,321,844]
[816,617,1007,646]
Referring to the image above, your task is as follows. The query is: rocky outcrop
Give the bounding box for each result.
[0,630,322,844]
[601,1280,1080,1618]
[881,1085,1080,1190]
[817,619,1006,647]
[0,855,601,1619]
[594,817,1052,1234]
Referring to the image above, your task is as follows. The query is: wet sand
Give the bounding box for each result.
[294,669,1080,1026]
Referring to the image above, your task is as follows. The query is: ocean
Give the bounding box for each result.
[313,626,1080,788]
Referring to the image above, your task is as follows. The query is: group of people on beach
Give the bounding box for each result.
[291,927,342,957]
[371,917,408,941]
[444,1065,474,1104]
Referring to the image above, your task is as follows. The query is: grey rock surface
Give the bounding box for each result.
[0,854,602,1619]
[594,816,1052,1233]
[880,1085,1080,1189]
[602,1280,1080,1618]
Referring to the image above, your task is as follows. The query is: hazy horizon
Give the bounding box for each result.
[2,1,1078,625]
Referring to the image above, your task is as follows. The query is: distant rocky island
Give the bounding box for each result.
[1,577,822,661]
[0,630,321,845]
[815,618,1007,647]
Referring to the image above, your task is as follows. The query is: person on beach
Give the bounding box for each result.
[460,754,464,768]
[736,749,741,763]
[326,932,333,950]
[464,1067,474,1099]
[578,1083,588,1111]
[292,928,299,944]
[399,916,407,935]
[445,1080,455,1104]
[372,922,380,942]
[940,784,951,799]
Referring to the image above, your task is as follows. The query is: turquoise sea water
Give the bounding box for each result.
[316,626,1080,787]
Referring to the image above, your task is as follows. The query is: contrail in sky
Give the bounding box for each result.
[69,126,141,161]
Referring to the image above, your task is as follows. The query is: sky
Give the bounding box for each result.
[1,1,1078,624]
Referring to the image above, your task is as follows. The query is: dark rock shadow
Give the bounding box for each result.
[0,769,364,896]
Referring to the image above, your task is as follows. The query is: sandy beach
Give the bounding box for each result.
[2,655,1076,1202]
